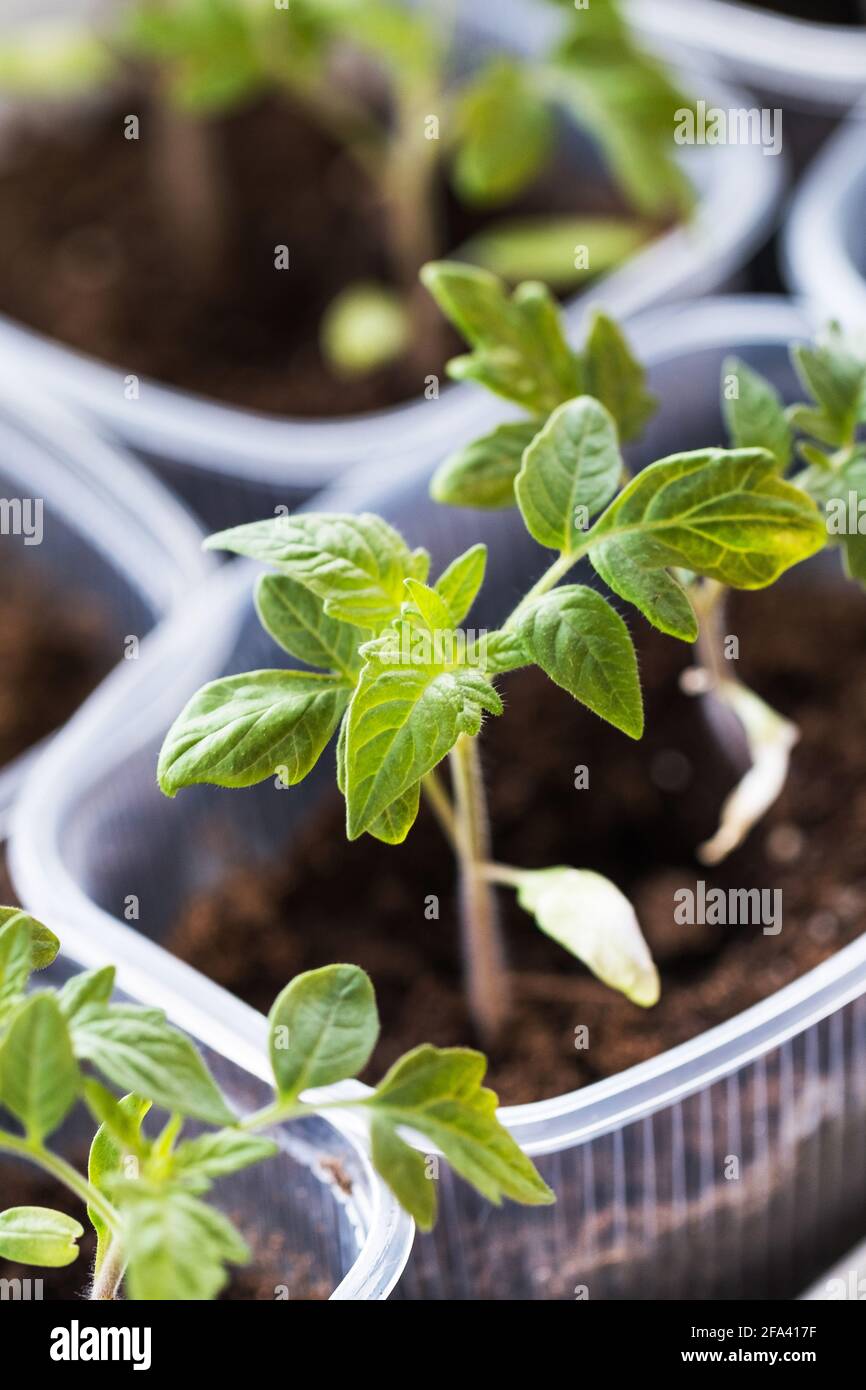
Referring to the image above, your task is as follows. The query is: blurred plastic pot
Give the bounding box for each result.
[0,16,783,528]
[782,107,866,332]
[0,377,209,838]
[626,0,866,110]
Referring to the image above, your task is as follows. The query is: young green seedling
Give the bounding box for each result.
[682,324,866,861]
[158,266,823,1044]
[422,262,860,867]
[0,907,551,1297]
[0,0,694,375]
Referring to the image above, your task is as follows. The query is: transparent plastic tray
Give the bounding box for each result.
[13,297,866,1299]
[0,377,209,835]
[626,0,866,109]
[782,104,866,330]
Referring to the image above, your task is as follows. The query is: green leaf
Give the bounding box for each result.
[801,451,866,587]
[71,1006,233,1127]
[0,916,32,1020]
[459,215,647,291]
[268,964,379,1100]
[792,329,866,449]
[58,966,116,1023]
[343,640,502,839]
[514,867,660,1006]
[121,1185,248,1301]
[331,0,439,83]
[172,1129,277,1184]
[125,0,264,112]
[420,262,582,415]
[370,1116,437,1231]
[364,782,422,845]
[402,578,455,636]
[0,995,79,1141]
[515,396,622,550]
[551,15,694,217]
[255,573,365,677]
[88,1092,151,1272]
[483,628,530,676]
[158,670,349,795]
[422,265,653,448]
[453,60,552,206]
[0,906,59,972]
[84,1080,148,1151]
[0,1207,84,1268]
[337,716,419,843]
[206,513,430,630]
[722,357,792,471]
[582,311,657,444]
[587,448,826,640]
[430,420,541,509]
[433,545,487,625]
[367,1046,554,1211]
[517,585,643,738]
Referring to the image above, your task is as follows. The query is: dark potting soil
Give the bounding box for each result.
[168,577,866,1107]
[0,569,112,768]
[0,96,648,418]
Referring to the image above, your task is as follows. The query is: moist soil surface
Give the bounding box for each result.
[169,575,866,1106]
[0,96,646,418]
[0,569,111,769]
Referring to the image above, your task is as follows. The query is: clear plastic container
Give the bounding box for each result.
[0,954,413,1301]
[0,376,209,836]
[625,0,866,109]
[782,105,866,330]
[0,13,784,528]
[13,297,865,1299]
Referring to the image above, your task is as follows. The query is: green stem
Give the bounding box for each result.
[449,735,510,1046]
[479,862,526,889]
[238,1098,306,1132]
[503,550,582,631]
[421,768,460,852]
[384,83,448,374]
[690,577,729,688]
[0,1129,120,1237]
[90,1238,125,1302]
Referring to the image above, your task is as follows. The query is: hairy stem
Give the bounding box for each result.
[449,735,510,1046]
[691,578,729,688]
[421,768,460,852]
[504,550,580,631]
[90,1238,125,1301]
